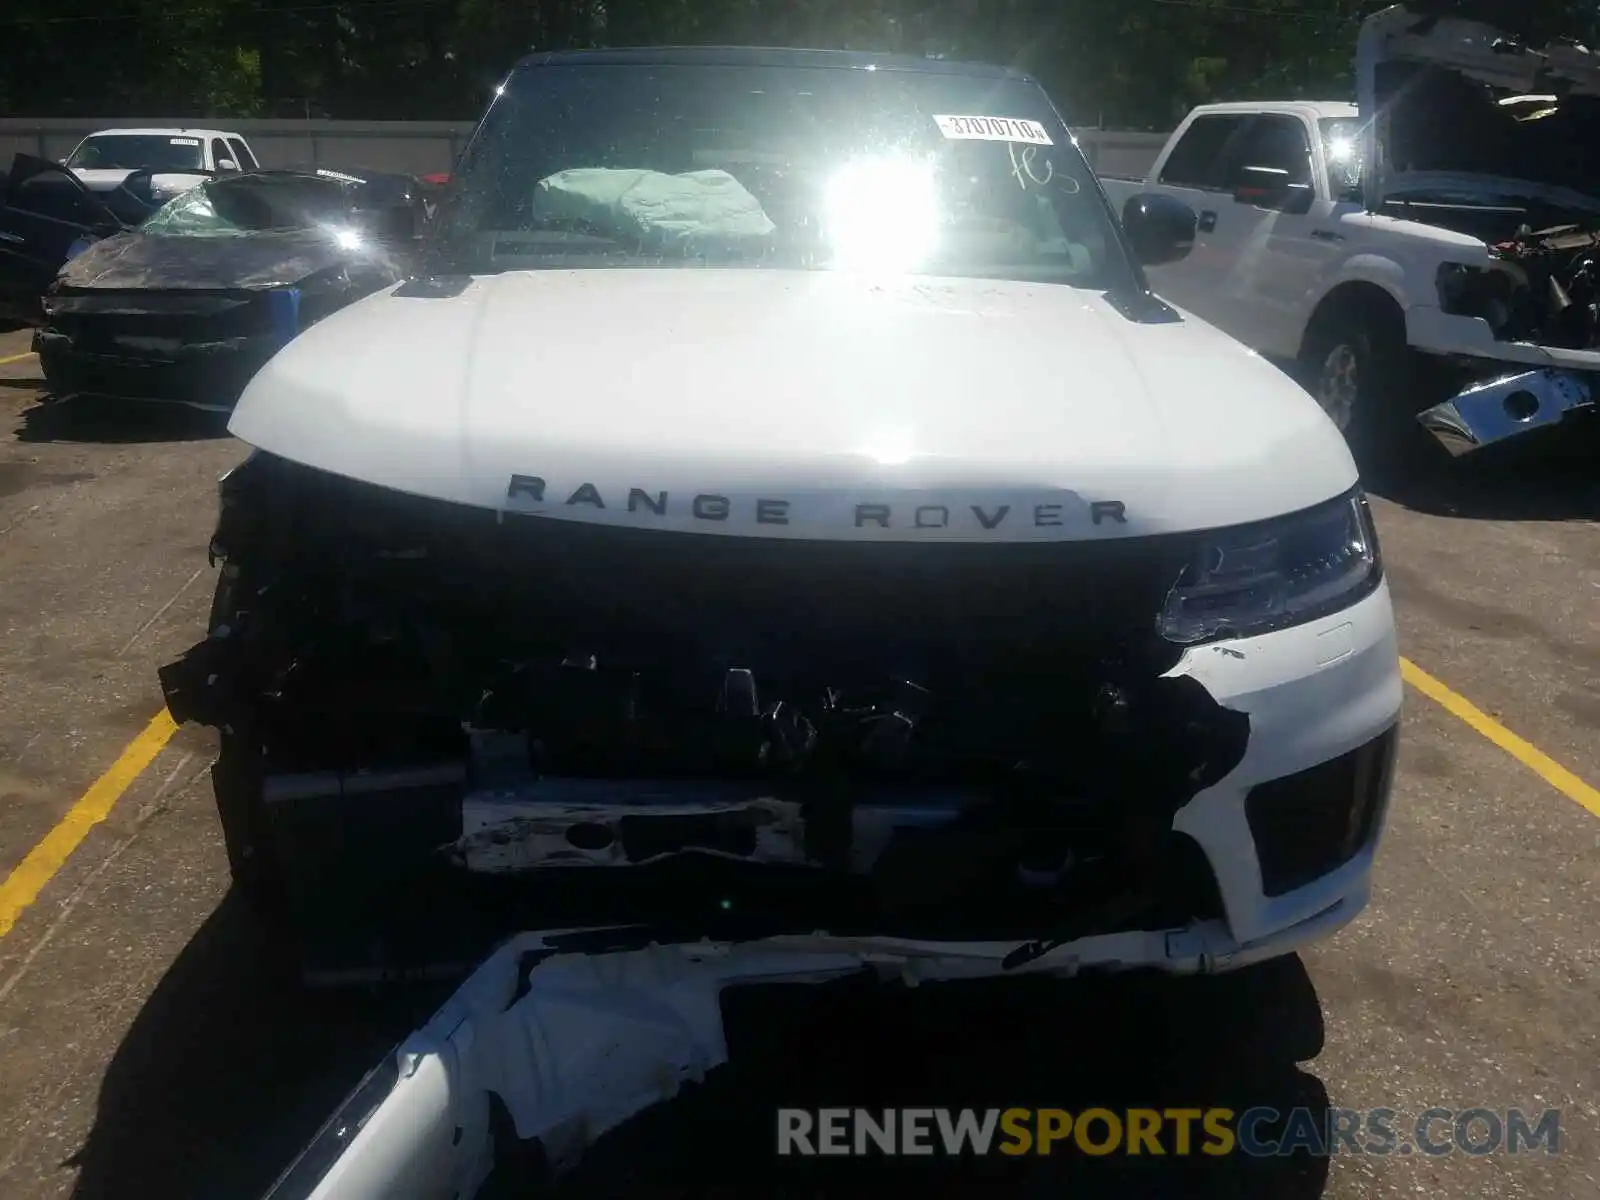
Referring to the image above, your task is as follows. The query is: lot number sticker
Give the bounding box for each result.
[934,115,1053,145]
[169,137,201,145]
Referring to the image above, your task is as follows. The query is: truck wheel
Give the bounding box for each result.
[1300,304,1419,474]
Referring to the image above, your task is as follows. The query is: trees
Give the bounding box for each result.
[3,0,1562,127]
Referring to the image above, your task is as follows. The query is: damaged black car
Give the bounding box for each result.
[31,167,425,411]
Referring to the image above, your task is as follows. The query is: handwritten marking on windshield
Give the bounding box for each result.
[1008,143,1056,189]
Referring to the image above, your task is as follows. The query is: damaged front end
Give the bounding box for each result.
[157,452,1285,978]
[1434,224,1600,352]
[36,286,307,410]
[33,171,415,408]
[1361,4,1600,451]
[1420,228,1600,450]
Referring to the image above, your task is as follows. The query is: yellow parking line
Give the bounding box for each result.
[0,351,37,366]
[0,710,177,939]
[1401,656,1600,820]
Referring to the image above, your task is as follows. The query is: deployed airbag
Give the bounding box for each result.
[533,168,776,247]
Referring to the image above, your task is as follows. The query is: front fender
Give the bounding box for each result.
[1323,252,1413,307]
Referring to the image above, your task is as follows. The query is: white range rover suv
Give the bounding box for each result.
[158,47,1403,984]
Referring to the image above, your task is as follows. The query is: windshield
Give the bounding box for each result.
[66,134,206,172]
[431,61,1132,290]
[142,175,350,236]
[1320,118,1363,202]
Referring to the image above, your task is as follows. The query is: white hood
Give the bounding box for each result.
[70,167,207,197]
[69,167,137,191]
[228,268,1357,543]
[1357,4,1600,211]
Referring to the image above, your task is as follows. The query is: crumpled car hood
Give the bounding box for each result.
[228,267,1358,542]
[57,228,348,292]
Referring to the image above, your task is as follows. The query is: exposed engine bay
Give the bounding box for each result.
[158,451,1253,966]
[1436,221,1600,348]
[1365,5,1600,348]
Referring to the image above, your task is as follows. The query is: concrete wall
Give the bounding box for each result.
[0,117,1169,179]
[0,118,477,176]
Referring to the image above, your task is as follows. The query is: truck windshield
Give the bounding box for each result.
[66,134,206,172]
[430,60,1133,290]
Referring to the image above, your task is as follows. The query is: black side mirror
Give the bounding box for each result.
[1232,165,1314,215]
[1121,192,1197,267]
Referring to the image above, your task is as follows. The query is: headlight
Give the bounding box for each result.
[1158,490,1381,645]
[1436,261,1517,332]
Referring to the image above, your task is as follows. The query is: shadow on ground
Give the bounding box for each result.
[1365,432,1600,523]
[68,898,1330,1200]
[10,392,232,445]
[65,891,451,1200]
[1261,353,1600,523]
[542,955,1330,1198]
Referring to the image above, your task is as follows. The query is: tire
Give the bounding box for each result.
[1299,302,1426,477]
[36,341,67,396]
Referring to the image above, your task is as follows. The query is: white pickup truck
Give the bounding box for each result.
[1100,3,1600,464]
[63,126,262,206]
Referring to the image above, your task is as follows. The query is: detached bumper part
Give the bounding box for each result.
[263,913,1374,1200]
[1417,368,1594,455]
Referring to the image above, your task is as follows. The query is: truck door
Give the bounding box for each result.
[1213,114,1332,358]
[0,155,121,325]
[1137,112,1251,321]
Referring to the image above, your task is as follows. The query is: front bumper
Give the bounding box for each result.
[234,582,1402,986]
[1417,367,1596,456]
[264,900,1374,1199]
[1404,306,1600,455]
[1163,581,1400,951]
[36,285,305,410]
[35,328,285,411]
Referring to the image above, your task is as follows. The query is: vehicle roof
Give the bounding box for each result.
[1187,100,1358,119]
[82,127,245,138]
[514,45,1034,82]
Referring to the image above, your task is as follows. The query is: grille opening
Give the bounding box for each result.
[166,455,1255,952]
[1245,726,1397,898]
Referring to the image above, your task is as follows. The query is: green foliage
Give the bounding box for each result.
[0,0,1402,125]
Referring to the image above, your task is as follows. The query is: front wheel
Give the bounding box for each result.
[1300,306,1426,476]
